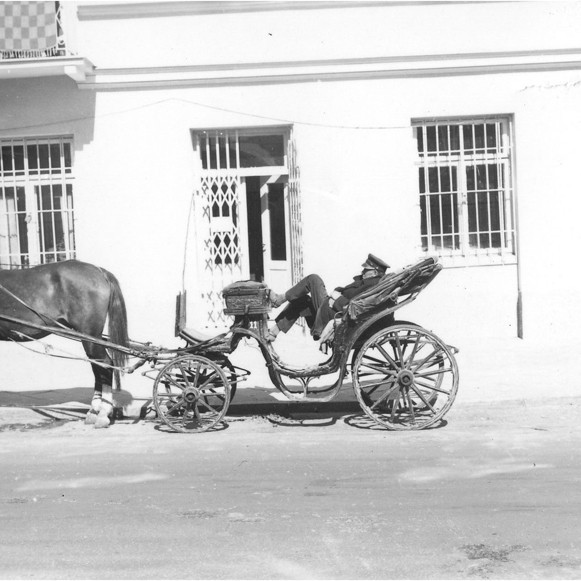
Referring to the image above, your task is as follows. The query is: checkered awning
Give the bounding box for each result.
[0,2,58,55]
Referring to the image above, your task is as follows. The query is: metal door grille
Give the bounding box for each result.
[198,172,243,326]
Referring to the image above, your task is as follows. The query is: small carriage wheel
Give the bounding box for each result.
[352,324,458,430]
[153,355,231,433]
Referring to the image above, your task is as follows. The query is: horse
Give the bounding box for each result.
[0,260,129,428]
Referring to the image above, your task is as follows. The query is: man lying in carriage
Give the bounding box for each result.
[266,253,390,343]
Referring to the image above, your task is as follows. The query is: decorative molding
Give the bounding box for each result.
[77,0,470,20]
[0,57,95,82]
[77,49,581,90]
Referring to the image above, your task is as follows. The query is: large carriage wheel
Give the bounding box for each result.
[153,355,231,433]
[352,324,458,430]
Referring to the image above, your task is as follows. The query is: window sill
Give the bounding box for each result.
[429,253,518,268]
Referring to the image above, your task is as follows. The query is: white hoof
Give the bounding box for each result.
[85,411,98,425]
[94,415,111,429]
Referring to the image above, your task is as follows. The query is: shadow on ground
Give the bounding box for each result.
[0,387,135,408]
[0,388,138,430]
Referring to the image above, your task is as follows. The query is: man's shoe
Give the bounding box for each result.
[269,290,286,308]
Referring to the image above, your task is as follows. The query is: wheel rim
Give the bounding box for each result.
[153,355,231,433]
[352,325,458,430]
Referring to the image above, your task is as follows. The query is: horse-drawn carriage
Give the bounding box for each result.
[0,256,458,433]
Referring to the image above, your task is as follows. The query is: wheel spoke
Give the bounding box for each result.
[359,378,395,391]
[201,388,227,404]
[403,331,422,368]
[368,381,399,411]
[196,395,221,414]
[164,374,187,391]
[410,383,437,412]
[359,379,393,404]
[166,397,185,415]
[361,353,391,366]
[198,368,220,390]
[414,378,450,395]
[406,389,416,423]
[376,342,401,370]
[415,366,454,378]
[358,360,398,375]
[412,345,446,374]
[156,392,180,399]
[389,389,401,422]
[193,362,202,386]
[178,362,193,389]
[393,334,404,363]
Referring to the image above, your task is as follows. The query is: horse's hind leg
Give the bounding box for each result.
[85,377,102,425]
[83,341,115,429]
[95,381,114,429]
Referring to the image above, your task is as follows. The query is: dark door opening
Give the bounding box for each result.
[245,176,264,282]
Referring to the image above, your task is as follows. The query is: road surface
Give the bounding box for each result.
[1,398,580,579]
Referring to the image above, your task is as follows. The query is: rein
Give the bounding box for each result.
[5,326,149,375]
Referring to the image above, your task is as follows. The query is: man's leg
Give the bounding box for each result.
[275,296,316,334]
[270,274,329,308]
[267,275,328,340]
[286,274,329,308]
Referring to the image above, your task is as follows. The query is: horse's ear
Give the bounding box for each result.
[175,291,187,336]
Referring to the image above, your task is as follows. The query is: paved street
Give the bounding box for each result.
[1,396,581,579]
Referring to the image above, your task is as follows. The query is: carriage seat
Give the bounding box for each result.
[179,326,216,344]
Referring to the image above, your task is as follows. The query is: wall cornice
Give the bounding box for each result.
[78,49,581,89]
[77,0,471,20]
[0,57,94,82]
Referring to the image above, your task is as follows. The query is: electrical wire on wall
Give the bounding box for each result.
[0,97,413,134]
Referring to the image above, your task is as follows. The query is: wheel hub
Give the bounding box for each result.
[397,369,414,388]
[184,387,200,404]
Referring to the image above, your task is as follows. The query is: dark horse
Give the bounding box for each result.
[0,260,129,428]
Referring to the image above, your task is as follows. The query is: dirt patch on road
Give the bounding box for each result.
[0,419,71,433]
[461,543,529,562]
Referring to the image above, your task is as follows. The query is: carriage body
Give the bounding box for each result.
[154,257,459,433]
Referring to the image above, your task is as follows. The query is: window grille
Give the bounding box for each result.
[414,118,516,262]
[0,137,76,269]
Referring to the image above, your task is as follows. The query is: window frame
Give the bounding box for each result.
[412,116,517,267]
[0,136,76,269]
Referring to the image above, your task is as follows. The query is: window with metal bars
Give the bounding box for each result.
[413,118,516,262]
[0,137,76,269]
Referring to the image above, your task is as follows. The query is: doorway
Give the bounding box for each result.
[245,176,288,288]
[191,126,302,325]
